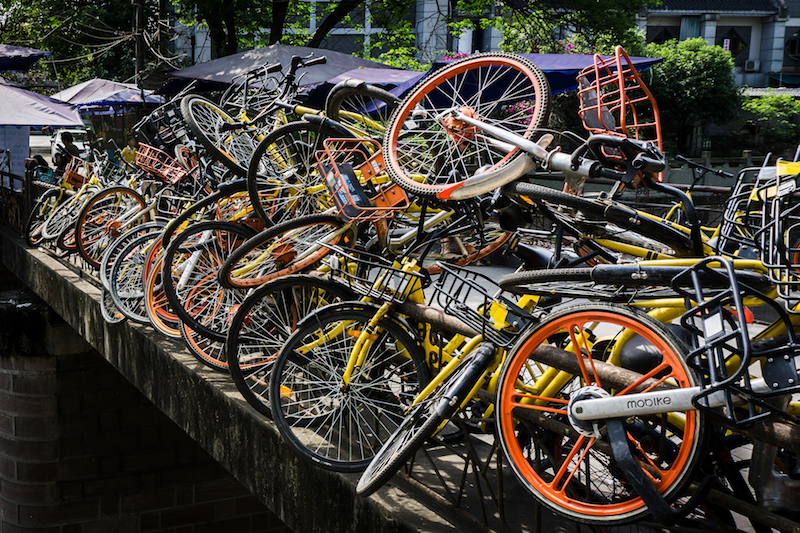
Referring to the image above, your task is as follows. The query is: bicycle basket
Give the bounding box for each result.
[757,160,800,310]
[135,143,188,185]
[577,46,662,162]
[316,138,409,223]
[62,157,91,189]
[715,166,773,258]
[324,244,428,305]
[433,262,534,347]
[671,256,800,426]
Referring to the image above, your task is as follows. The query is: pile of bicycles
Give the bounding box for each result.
[25,46,800,533]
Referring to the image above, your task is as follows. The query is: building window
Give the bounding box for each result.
[787,30,800,61]
[718,28,747,59]
[680,16,700,40]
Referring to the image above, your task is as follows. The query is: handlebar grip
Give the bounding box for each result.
[302,56,327,67]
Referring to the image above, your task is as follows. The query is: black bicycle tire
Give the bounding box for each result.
[109,231,162,323]
[217,213,347,289]
[162,220,257,343]
[499,268,594,292]
[269,302,430,472]
[246,120,342,226]
[325,83,400,140]
[25,188,61,247]
[226,274,358,418]
[181,95,255,177]
[357,342,493,496]
[383,53,551,198]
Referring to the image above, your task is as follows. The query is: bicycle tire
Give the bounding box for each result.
[503,180,698,258]
[383,53,550,198]
[180,321,227,372]
[217,213,348,289]
[246,121,340,226]
[269,302,430,472]
[40,189,95,241]
[75,186,150,269]
[357,342,495,496]
[495,303,706,526]
[100,286,126,324]
[100,223,165,291]
[181,95,258,177]
[226,274,358,418]
[25,189,61,247]
[143,253,182,339]
[324,82,400,140]
[162,221,257,343]
[109,232,161,323]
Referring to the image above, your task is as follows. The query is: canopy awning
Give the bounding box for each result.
[0,85,83,126]
[0,44,51,71]
[168,43,395,88]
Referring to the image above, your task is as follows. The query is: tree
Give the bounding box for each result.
[0,0,160,89]
[644,38,741,155]
[452,0,655,54]
[742,91,800,151]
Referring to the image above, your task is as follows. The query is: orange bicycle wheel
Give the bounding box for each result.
[495,303,705,525]
[383,53,550,198]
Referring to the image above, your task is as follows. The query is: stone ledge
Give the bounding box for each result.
[0,226,490,533]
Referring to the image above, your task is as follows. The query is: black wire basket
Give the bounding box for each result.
[324,244,429,305]
[432,262,534,347]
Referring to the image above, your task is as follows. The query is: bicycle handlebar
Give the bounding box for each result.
[440,109,666,201]
[674,154,734,179]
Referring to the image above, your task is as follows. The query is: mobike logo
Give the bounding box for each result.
[626,396,671,410]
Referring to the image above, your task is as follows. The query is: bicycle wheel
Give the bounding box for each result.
[25,189,61,247]
[75,186,150,269]
[109,232,161,323]
[495,303,706,526]
[162,221,256,343]
[40,189,95,241]
[180,321,227,371]
[100,223,165,291]
[357,342,495,496]
[218,214,349,289]
[100,286,126,324]
[325,82,400,140]
[270,303,430,472]
[143,253,182,339]
[226,274,357,418]
[181,95,259,177]
[383,53,550,198]
[246,121,340,225]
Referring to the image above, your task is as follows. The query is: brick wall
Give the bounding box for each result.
[0,271,292,532]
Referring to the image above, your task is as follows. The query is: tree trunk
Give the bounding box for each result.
[270,0,290,44]
[306,0,363,48]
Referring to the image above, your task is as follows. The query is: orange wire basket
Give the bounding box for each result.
[135,143,188,184]
[315,138,409,223]
[577,46,663,179]
[62,156,92,189]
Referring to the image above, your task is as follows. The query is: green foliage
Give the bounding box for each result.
[645,38,741,153]
[456,0,654,55]
[356,20,430,71]
[0,0,158,91]
[742,91,800,148]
